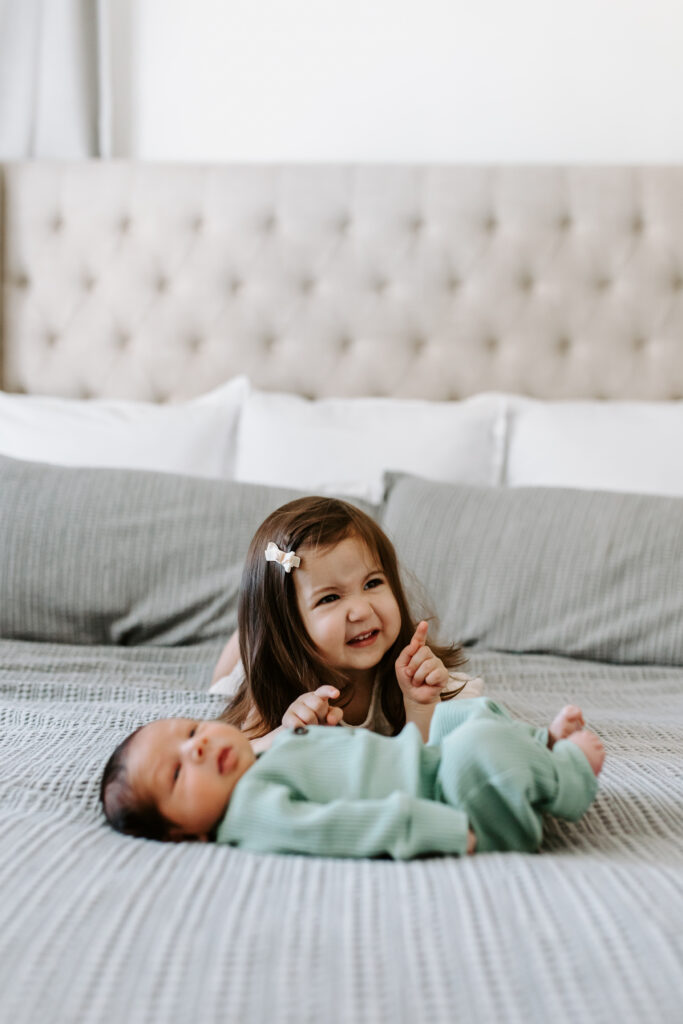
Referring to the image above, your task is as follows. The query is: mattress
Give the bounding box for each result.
[1,639,680,1024]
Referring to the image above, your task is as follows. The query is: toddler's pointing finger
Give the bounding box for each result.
[396,621,429,675]
[411,621,429,649]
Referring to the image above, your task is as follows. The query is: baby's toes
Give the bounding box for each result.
[565,705,584,728]
[550,705,585,742]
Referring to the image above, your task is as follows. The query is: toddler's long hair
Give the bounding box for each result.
[221,496,465,737]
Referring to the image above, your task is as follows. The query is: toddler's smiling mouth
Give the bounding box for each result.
[347,629,379,647]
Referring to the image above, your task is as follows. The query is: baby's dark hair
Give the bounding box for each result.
[100,726,173,841]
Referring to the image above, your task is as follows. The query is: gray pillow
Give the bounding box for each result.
[0,455,376,646]
[381,474,683,666]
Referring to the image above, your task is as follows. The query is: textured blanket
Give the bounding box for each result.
[0,640,681,1024]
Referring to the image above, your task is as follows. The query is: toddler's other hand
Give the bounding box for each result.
[395,621,448,705]
[282,685,343,729]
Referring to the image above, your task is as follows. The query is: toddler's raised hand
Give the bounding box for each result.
[282,685,344,729]
[395,621,449,705]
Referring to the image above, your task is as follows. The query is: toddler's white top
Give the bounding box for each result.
[210,660,484,735]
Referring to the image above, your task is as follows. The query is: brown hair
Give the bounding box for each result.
[221,496,465,737]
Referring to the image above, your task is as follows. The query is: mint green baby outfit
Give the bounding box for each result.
[215,698,598,858]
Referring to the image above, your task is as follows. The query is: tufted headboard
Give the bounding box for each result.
[2,161,683,401]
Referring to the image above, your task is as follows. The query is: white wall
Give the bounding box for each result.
[117,0,683,162]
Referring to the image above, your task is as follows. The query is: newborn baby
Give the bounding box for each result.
[100,697,604,858]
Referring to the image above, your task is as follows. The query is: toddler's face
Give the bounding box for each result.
[127,718,255,841]
[294,535,401,685]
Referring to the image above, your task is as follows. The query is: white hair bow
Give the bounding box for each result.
[265,541,301,573]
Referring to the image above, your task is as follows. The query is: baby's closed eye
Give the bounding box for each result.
[173,724,197,782]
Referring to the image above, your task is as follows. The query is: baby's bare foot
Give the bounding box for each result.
[548,705,584,747]
[567,730,605,776]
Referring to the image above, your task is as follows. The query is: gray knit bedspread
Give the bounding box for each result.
[1,639,681,1024]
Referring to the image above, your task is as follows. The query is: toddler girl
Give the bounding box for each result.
[212,496,482,744]
[100,697,604,857]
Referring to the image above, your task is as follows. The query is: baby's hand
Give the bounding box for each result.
[282,685,344,729]
[395,621,449,705]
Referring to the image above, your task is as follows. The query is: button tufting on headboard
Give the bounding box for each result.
[3,161,683,400]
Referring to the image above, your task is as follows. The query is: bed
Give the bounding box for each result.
[1,162,682,1023]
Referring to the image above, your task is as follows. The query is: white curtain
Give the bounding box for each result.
[0,0,111,158]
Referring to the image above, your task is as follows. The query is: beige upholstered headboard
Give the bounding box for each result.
[2,161,683,401]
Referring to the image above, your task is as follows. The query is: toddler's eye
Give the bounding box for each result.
[365,577,383,590]
[316,594,339,606]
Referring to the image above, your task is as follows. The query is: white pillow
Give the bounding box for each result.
[0,377,249,478]
[505,396,683,496]
[234,390,507,502]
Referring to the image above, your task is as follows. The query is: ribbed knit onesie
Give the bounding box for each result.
[216,697,598,858]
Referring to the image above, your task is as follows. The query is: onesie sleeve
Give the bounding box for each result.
[216,780,470,859]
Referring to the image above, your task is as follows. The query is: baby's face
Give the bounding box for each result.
[127,718,256,840]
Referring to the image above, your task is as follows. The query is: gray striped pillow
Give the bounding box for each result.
[381,474,683,665]
[0,455,317,645]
